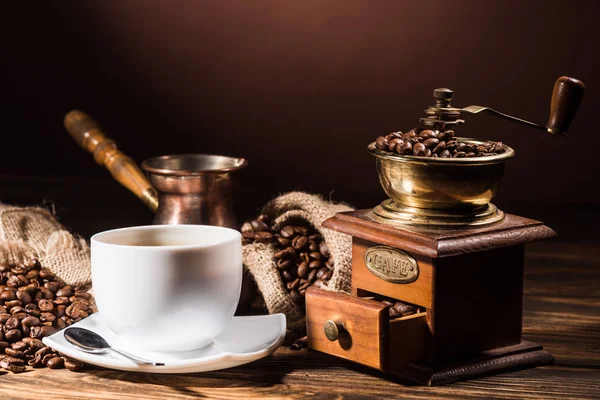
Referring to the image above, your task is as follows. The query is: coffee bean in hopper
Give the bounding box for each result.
[243,215,335,309]
[374,129,506,158]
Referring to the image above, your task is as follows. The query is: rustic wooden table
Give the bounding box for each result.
[0,178,598,399]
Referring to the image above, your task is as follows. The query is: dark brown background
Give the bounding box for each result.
[2,0,598,237]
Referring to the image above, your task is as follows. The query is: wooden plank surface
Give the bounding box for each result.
[0,217,598,398]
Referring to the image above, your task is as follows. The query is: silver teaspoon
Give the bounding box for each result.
[64,327,165,366]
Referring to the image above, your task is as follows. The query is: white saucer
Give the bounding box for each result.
[43,313,286,373]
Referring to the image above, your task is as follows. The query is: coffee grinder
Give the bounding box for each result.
[305,77,584,385]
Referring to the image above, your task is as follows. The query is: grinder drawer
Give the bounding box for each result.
[305,287,427,372]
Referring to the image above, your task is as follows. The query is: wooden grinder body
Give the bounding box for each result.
[306,210,556,385]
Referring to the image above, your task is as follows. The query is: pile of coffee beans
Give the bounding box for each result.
[380,298,420,319]
[374,129,505,158]
[0,259,89,372]
[242,215,333,308]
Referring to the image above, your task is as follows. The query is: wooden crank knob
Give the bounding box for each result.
[546,76,585,136]
[64,110,159,212]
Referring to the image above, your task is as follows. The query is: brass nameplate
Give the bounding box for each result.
[364,246,418,283]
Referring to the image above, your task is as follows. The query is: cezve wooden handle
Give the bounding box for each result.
[546,76,585,136]
[64,110,159,212]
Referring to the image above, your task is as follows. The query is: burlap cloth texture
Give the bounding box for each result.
[0,204,92,291]
[242,192,354,332]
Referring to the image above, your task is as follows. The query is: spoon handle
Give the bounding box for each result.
[110,347,165,366]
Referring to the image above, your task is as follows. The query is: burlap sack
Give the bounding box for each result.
[242,192,354,332]
[0,204,91,289]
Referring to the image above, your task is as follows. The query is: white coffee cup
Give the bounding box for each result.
[91,224,242,352]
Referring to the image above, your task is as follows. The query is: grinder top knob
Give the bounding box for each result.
[420,76,585,136]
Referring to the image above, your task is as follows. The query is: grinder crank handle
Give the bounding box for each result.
[64,110,159,212]
[461,76,585,136]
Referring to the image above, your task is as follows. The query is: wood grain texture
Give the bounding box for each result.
[305,287,388,369]
[323,210,556,258]
[0,223,597,398]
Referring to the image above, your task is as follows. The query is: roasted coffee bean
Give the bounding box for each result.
[297,261,308,278]
[41,353,56,366]
[44,282,60,293]
[38,299,54,312]
[10,341,28,352]
[432,140,446,154]
[0,342,8,352]
[277,236,291,247]
[393,302,416,317]
[254,231,273,242]
[25,270,39,280]
[1,290,16,301]
[0,356,26,372]
[286,279,300,291]
[316,267,329,280]
[39,288,54,300]
[308,241,319,252]
[0,313,11,323]
[55,286,73,298]
[453,151,467,158]
[22,338,44,351]
[250,220,270,232]
[15,290,31,304]
[308,260,322,269]
[375,136,388,150]
[40,313,56,323]
[387,138,402,152]
[277,259,292,271]
[4,317,20,331]
[440,149,452,158]
[419,130,438,139]
[309,252,322,260]
[53,297,70,306]
[423,138,439,149]
[54,305,66,318]
[413,143,427,156]
[281,270,295,282]
[292,236,308,250]
[4,348,25,359]
[5,300,21,308]
[64,357,84,372]
[280,226,295,238]
[12,313,27,321]
[46,356,64,369]
[307,269,318,284]
[5,329,21,342]
[38,269,54,280]
[241,230,255,240]
[398,141,412,155]
[24,303,40,316]
[293,226,309,235]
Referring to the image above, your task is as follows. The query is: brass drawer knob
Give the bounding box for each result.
[324,320,343,341]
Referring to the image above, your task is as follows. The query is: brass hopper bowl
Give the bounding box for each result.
[368,139,514,227]
[368,76,584,228]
